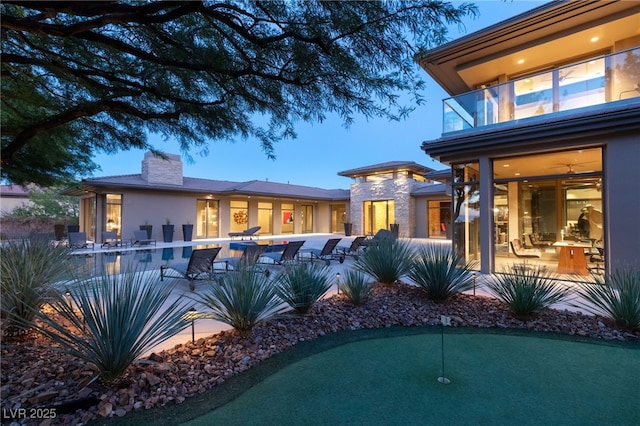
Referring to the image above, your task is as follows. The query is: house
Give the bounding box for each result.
[64,151,451,244]
[65,152,350,243]
[0,184,33,214]
[338,161,450,238]
[416,1,640,277]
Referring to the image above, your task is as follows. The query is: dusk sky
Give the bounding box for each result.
[91,1,546,189]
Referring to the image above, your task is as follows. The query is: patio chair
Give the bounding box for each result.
[361,229,395,248]
[215,243,268,271]
[160,247,222,290]
[228,226,261,240]
[133,230,157,246]
[299,238,342,265]
[68,232,94,250]
[101,231,129,249]
[335,236,367,260]
[259,240,305,266]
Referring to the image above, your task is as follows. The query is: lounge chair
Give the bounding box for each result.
[335,236,367,260]
[361,229,395,248]
[260,240,305,266]
[68,232,94,250]
[133,230,156,246]
[228,226,261,240]
[101,231,130,249]
[160,247,222,290]
[215,243,268,271]
[299,238,342,265]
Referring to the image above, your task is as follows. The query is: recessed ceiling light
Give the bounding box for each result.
[503,164,510,168]
[590,36,599,43]
[517,59,525,64]
[515,172,521,176]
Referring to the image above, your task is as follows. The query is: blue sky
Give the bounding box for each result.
[92,1,546,189]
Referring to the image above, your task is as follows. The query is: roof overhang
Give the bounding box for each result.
[415,1,640,95]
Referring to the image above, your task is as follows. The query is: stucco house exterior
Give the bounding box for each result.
[65,152,451,244]
[416,1,640,277]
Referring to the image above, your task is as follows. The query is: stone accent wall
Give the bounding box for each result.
[141,152,183,186]
[349,178,416,236]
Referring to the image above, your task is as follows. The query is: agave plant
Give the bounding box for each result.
[31,265,190,383]
[194,266,287,336]
[408,243,476,301]
[0,236,72,332]
[354,237,414,285]
[571,268,640,330]
[274,262,334,314]
[339,268,374,305]
[486,265,568,320]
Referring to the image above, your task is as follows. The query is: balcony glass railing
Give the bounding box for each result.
[442,47,640,134]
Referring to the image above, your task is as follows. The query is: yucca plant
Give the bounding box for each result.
[274,262,334,314]
[30,265,190,383]
[408,243,476,301]
[0,236,71,333]
[571,268,640,330]
[194,265,287,336]
[486,265,569,320]
[339,269,374,305]
[354,237,414,285]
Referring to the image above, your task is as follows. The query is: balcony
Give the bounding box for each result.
[442,47,640,134]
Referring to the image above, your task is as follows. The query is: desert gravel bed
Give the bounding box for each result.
[2,282,638,425]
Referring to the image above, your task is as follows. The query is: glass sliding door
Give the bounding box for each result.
[105,194,122,238]
[258,202,272,235]
[363,200,395,235]
[301,205,313,233]
[196,199,218,239]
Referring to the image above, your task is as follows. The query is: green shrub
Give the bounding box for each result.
[339,269,374,305]
[355,237,414,285]
[0,237,71,332]
[486,265,569,320]
[572,268,640,330]
[274,262,334,314]
[31,266,190,383]
[408,243,476,301]
[194,266,286,336]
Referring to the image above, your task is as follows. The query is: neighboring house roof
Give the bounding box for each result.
[0,184,32,198]
[337,161,435,177]
[65,174,350,201]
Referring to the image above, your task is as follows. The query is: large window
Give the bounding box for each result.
[428,200,451,239]
[363,200,395,235]
[229,200,248,234]
[452,163,480,262]
[281,203,294,234]
[493,148,603,278]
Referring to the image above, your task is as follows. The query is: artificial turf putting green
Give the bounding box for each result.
[98,327,639,426]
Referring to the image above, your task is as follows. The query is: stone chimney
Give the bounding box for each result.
[141,151,183,186]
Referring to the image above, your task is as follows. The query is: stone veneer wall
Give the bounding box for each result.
[141,152,183,186]
[349,178,416,236]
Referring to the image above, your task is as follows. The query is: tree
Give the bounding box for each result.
[1,1,477,186]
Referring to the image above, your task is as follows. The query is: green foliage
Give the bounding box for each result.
[1,1,477,185]
[274,262,334,315]
[355,238,414,285]
[408,243,476,301]
[4,186,79,223]
[0,237,71,331]
[193,266,287,336]
[339,269,374,305]
[31,266,190,383]
[486,265,569,320]
[572,268,640,330]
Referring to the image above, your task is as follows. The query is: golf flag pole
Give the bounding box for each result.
[438,315,451,384]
